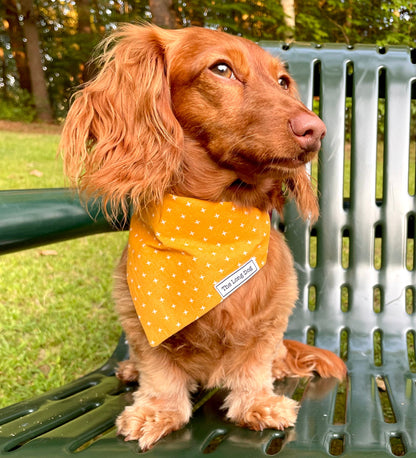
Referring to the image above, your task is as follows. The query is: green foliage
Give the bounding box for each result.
[44,32,102,120]
[295,0,416,46]
[0,89,36,123]
[177,0,287,40]
[0,0,415,121]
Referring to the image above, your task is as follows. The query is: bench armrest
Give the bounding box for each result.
[0,188,123,255]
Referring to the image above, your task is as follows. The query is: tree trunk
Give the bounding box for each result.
[74,0,95,82]
[20,0,54,122]
[4,0,32,93]
[0,46,7,98]
[281,0,296,41]
[75,0,92,34]
[149,0,178,28]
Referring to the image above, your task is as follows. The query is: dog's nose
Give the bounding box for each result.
[289,111,326,152]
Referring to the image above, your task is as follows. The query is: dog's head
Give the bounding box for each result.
[61,24,324,221]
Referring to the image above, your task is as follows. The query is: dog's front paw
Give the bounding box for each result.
[116,403,189,451]
[227,394,299,431]
[116,360,139,383]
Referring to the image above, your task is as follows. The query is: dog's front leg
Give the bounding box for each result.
[222,342,299,431]
[116,351,194,451]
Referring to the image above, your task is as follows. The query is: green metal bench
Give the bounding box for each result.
[1,43,416,457]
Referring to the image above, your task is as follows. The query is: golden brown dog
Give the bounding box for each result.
[61,24,346,451]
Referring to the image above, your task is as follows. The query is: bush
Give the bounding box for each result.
[0,89,37,122]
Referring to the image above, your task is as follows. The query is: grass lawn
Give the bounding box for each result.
[0,122,128,408]
[1,119,414,413]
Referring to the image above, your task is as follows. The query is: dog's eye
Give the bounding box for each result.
[277,76,290,90]
[210,63,236,80]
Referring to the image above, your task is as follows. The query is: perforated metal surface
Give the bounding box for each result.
[1,43,416,457]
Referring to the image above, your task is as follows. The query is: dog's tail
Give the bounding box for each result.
[278,339,347,381]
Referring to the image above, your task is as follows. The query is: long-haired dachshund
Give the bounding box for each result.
[61,24,346,451]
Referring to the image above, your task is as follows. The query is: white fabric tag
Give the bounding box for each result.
[215,257,260,299]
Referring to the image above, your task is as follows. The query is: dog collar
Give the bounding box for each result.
[127,194,270,346]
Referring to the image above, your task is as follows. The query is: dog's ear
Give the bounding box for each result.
[60,24,183,221]
[285,167,319,223]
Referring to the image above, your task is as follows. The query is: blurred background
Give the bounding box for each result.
[1,0,415,124]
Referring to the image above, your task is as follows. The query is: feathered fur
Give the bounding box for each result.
[60,24,346,451]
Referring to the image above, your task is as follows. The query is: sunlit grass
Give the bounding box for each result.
[0,126,127,408]
[0,130,64,189]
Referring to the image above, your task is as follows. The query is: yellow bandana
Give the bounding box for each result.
[127,195,270,346]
